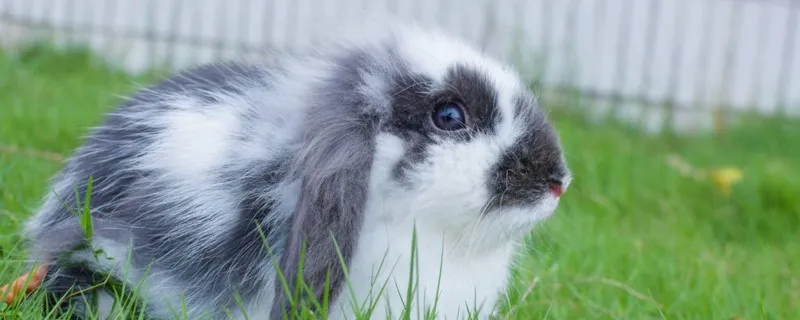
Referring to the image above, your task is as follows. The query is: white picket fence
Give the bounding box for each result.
[1,0,798,132]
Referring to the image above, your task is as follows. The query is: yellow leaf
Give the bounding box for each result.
[707,167,744,195]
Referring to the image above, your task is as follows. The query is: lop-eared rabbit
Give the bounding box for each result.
[24,25,571,319]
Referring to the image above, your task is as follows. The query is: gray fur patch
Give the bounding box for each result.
[487,96,568,209]
[385,62,503,183]
[441,63,502,135]
[134,62,269,105]
[270,48,387,319]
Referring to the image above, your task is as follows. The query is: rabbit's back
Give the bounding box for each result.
[24,60,307,318]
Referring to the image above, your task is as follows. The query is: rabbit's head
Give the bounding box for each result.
[362,27,572,242]
[275,25,571,317]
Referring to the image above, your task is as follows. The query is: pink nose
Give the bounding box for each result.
[549,184,564,197]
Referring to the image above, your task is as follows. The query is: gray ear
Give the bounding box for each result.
[271,57,382,319]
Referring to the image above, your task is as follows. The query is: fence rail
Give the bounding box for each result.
[2,0,799,132]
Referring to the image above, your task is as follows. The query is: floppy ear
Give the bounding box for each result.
[270,81,380,318]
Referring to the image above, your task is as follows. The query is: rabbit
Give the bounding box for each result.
[22,24,571,320]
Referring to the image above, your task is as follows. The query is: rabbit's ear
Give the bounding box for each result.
[270,74,381,319]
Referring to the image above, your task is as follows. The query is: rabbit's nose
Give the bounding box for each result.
[549,183,564,197]
[548,177,567,197]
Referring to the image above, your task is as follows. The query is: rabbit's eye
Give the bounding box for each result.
[432,103,467,131]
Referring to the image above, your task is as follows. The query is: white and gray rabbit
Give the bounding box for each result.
[23,25,571,320]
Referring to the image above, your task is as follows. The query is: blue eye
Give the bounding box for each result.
[432,103,466,131]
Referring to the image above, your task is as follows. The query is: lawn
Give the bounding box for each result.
[0,45,798,319]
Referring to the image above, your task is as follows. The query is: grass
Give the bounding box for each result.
[0,44,798,319]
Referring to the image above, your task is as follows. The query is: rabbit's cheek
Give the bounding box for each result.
[391,136,503,223]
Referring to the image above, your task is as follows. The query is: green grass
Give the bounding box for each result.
[1,45,798,319]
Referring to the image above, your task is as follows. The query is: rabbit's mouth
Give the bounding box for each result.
[432,195,563,253]
[474,177,569,235]
[502,191,561,221]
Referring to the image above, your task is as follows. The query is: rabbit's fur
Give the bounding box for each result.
[23,25,571,319]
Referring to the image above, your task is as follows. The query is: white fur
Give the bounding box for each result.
[146,106,239,179]
[329,132,561,320]
[95,291,116,318]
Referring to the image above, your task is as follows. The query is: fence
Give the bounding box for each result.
[1,0,799,133]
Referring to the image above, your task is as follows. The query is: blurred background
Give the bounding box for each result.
[0,0,797,319]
